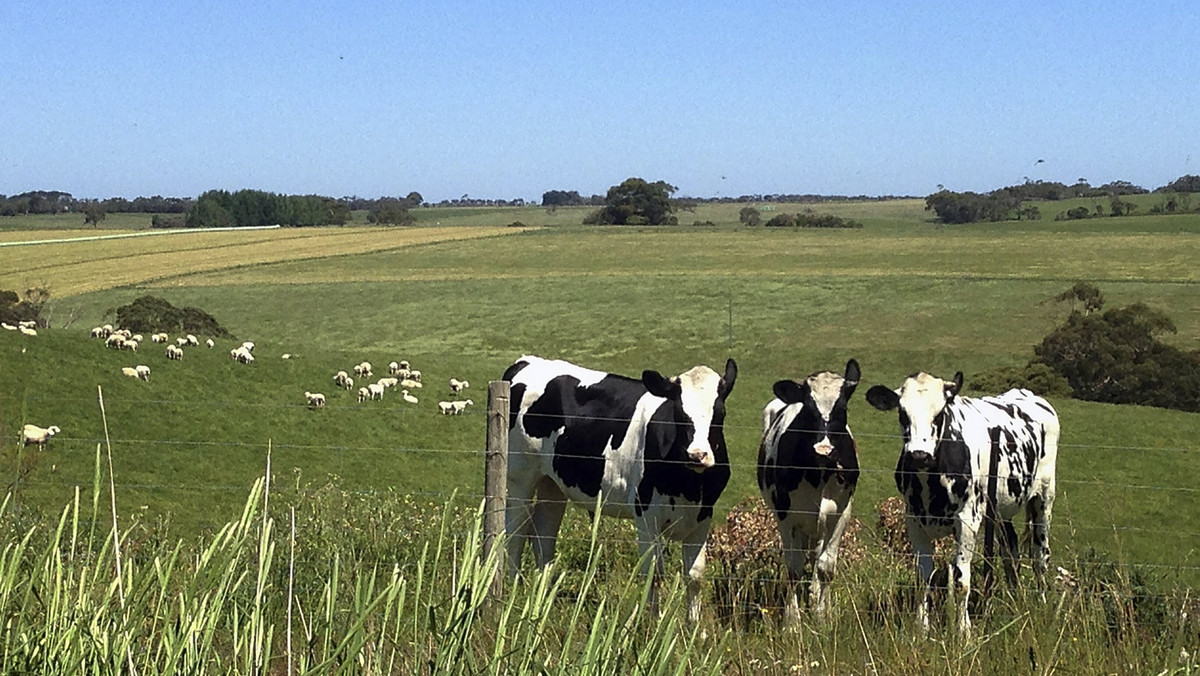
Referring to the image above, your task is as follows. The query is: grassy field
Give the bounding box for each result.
[1,203,1199,672]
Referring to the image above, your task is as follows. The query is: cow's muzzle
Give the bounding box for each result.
[908,450,934,468]
[687,448,715,471]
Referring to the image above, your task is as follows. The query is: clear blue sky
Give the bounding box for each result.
[2,1,1197,202]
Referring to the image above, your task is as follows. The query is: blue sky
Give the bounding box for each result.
[2,1,1197,202]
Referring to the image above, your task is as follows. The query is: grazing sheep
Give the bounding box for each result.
[408,369,422,382]
[18,326,37,336]
[343,376,354,391]
[121,339,139,352]
[106,334,126,348]
[176,336,189,347]
[354,361,374,378]
[334,370,350,387]
[3,323,18,331]
[399,360,410,370]
[281,353,292,359]
[357,387,370,403]
[231,347,254,364]
[131,334,143,343]
[388,361,401,375]
[185,334,199,346]
[450,399,474,415]
[22,424,60,449]
[121,366,139,378]
[205,338,215,348]
[367,382,385,400]
[150,332,166,343]
[241,341,255,352]
[399,378,422,390]
[304,391,326,408]
[401,390,419,404]
[438,401,455,415]
[102,324,113,334]
[166,344,183,360]
[377,377,399,389]
[18,320,37,329]
[90,326,104,337]
[135,365,151,381]
[449,378,470,395]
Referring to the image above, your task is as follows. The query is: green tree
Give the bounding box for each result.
[83,202,106,228]
[587,178,678,225]
[738,206,761,226]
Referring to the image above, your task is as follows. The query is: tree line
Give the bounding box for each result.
[925,174,1200,224]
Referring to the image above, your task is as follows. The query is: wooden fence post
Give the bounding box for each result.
[484,380,509,598]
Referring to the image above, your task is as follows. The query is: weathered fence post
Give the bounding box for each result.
[484,380,509,598]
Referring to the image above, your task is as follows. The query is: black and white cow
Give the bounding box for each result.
[758,359,860,623]
[866,371,1060,633]
[502,354,737,620]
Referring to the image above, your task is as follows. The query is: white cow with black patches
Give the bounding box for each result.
[867,371,1060,634]
[503,354,736,621]
[758,359,860,624]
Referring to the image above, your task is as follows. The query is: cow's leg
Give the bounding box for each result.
[505,458,541,575]
[778,519,809,627]
[998,520,1020,588]
[952,513,981,635]
[681,527,709,624]
[636,521,667,615]
[1027,488,1054,592]
[530,477,568,568]
[812,496,853,619]
[906,517,936,635]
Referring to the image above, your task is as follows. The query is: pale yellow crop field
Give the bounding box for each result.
[0,226,531,297]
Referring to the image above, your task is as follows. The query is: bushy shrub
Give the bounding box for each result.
[0,287,49,326]
[112,295,234,338]
[967,363,1073,397]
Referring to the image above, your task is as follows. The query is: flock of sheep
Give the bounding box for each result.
[13,322,478,452]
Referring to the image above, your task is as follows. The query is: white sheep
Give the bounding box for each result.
[18,326,37,336]
[18,320,38,329]
[401,390,419,404]
[367,382,385,400]
[304,391,326,408]
[343,376,354,391]
[150,332,166,343]
[166,344,183,360]
[408,369,422,382]
[102,323,114,334]
[334,370,350,387]
[354,361,374,378]
[241,341,255,353]
[2,323,18,331]
[135,365,151,381]
[399,378,423,390]
[451,399,474,415]
[281,353,292,359]
[232,347,254,364]
[22,424,60,449]
[438,401,455,415]
[131,334,143,343]
[121,339,139,352]
[357,386,370,403]
[185,334,199,346]
[205,338,215,348]
[377,376,399,389]
[449,378,470,395]
[89,326,104,338]
[176,336,189,347]
[388,361,400,375]
[106,334,126,348]
[121,366,139,378]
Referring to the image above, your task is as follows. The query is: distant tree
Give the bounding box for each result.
[1033,288,1200,411]
[1158,174,1200,193]
[405,191,424,208]
[738,206,761,226]
[0,287,49,327]
[82,202,106,228]
[112,295,233,338]
[1054,282,1104,315]
[1018,205,1042,220]
[186,195,234,228]
[541,190,585,207]
[588,178,678,225]
[367,203,416,226]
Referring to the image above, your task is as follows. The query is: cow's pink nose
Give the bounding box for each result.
[688,448,714,469]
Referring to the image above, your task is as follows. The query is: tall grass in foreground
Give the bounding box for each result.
[4,468,1200,676]
[0,445,724,674]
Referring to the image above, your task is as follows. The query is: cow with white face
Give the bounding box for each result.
[758,359,860,624]
[866,371,1060,634]
[503,354,737,621]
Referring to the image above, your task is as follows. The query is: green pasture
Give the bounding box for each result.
[1,209,1196,583]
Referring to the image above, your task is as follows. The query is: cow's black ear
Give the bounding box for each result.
[945,371,963,400]
[643,370,680,399]
[842,359,861,397]
[722,358,738,396]
[866,385,900,411]
[773,379,807,405]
